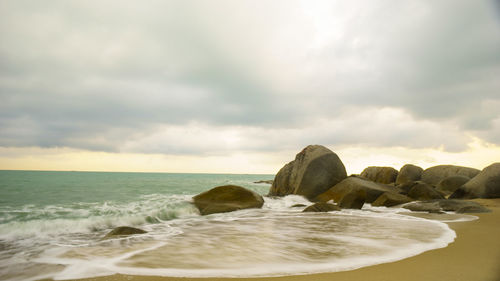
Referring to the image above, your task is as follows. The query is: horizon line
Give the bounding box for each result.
[0,168,275,176]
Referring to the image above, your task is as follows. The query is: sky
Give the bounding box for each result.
[1,0,500,174]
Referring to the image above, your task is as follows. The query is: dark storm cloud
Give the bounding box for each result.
[0,0,499,154]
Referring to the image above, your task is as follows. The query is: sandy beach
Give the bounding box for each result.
[62,198,500,281]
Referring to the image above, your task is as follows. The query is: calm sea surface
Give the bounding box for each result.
[0,170,460,280]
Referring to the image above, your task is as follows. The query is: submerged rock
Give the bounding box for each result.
[268,145,347,200]
[254,180,274,184]
[104,226,147,238]
[316,176,399,203]
[193,185,264,215]
[371,192,413,207]
[436,175,470,196]
[396,164,423,185]
[402,199,490,213]
[421,165,480,186]
[360,166,399,184]
[303,202,340,212]
[450,163,500,199]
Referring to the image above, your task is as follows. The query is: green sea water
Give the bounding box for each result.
[0,170,271,208]
[0,170,460,281]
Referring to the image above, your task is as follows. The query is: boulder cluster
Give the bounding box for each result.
[193,145,498,215]
[105,145,498,238]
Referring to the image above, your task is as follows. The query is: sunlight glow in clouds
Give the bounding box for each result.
[2,138,499,174]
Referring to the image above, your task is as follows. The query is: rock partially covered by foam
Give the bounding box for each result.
[268,145,347,200]
[360,166,399,184]
[450,163,500,199]
[193,185,264,215]
[104,226,147,238]
[302,202,340,212]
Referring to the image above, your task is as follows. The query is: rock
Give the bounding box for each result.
[269,162,295,196]
[254,180,274,184]
[407,181,444,200]
[437,199,490,213]
[450,163,500,199]
[396,164,423,185]
[456,205,491,213]
[193,185,264,215]
[316,176,400,203]
[402,201,443,213]
[421,165,480,186]
[268,145,347,200]
[303,202,340,212]
[402,199,490,213]
[397,181,418,194]
[435,175,470,196]
[104,226,147,238]
[371,192,413,207]
[360,166,399,184]
[338,189,366,209]
[291,204,307,208]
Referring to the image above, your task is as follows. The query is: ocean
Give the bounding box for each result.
[0,170,468,281]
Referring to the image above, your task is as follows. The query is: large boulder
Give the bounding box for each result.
[193,185,264,215]
[360,166,399,184]
[104,226,147,238]
[268,145,347,200]
[407,181,444,200]
[421,165,480,186]
[396,164,423,185]
[303,202,340,212]
[316,176,399,203]
[450,163,500,199]
[402,200,490,213]
[371,192,413,207]
[435,175,470,196]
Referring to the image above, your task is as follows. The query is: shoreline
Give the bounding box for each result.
[51,199,500,281]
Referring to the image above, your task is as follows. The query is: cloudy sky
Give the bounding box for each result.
[1,0,499,174]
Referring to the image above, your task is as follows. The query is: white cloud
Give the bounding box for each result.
[0,0,499,172]
[112,107,469,156]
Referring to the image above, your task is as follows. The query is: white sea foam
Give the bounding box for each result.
[41,208,456,279]
[0,194,470,281]
[0,194,198,240]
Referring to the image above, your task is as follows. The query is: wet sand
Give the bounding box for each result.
[60,198,500,281]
